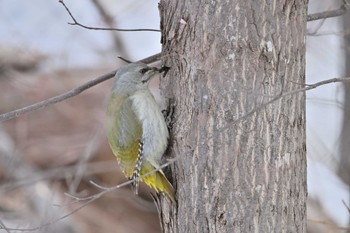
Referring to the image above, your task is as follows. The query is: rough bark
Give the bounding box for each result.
[159,0,307,232]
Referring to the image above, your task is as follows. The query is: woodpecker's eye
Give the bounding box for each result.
[139,68,149,74]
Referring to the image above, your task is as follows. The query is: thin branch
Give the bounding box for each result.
[342,199,350,213]
[0,158,177,232]
[307,16,327,36]
[308,219,350,231]
[90,0,129,56]
[59,0,160,32]
[307,28,350,37]
[215,77,350,135]
[61,0,348,29]
[70,158,178,201]
[117,56,132,63]
[89,180,108,190]
[279,77,350,97]
[307,0,350,22]
[0,195,100,232]
[68,128,103,194]
[0,220,10,233]
[0,161,118,193]
[0,53,161,122]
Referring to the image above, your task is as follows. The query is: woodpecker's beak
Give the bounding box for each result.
[150,67,159,73]
[141,67,159,83]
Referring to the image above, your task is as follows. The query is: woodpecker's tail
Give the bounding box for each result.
[140,161,175,203]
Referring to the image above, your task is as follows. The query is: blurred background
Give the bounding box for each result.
[0,0,349,232]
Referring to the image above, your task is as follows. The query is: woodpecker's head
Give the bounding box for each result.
[112,62,159,95]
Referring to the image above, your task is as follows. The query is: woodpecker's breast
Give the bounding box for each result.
[130,90,169,166]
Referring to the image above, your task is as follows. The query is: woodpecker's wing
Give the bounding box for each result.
[107,95,142,179]
[108,94,175,202]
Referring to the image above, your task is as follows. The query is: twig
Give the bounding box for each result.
[0,53,161,122]
[0,161,118,193]
[307,0,350,22]
[0,220,10,233]
[307,15,327,36]
[89,180,109,190]
[68,128,103,194]
[307,28,350,37]
[308,219,350,230]
[0,195,101,232]
[342,199,350,213]
[90,0,129,56]
[59,0,160,32]
[277,77,350,97]
[215,77,350,134]
[117,56,132,63]
[0,158,177,232]
[70,158,178,201]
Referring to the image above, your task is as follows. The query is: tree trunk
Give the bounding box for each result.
[159,0,307,232]
[339,5,350,230]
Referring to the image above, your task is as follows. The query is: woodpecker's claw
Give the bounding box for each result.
[157,66,170,77]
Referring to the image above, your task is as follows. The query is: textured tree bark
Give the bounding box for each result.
[159,0,307,232]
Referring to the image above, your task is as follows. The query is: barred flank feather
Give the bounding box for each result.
[131,140,144,195]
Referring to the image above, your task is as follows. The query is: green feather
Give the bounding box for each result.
[107,93,142,177]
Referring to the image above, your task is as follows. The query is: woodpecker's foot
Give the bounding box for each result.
[159,66,170,77]
[162,99,175,130]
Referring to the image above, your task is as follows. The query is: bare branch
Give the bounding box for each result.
[280,77,350,97]
[117,56,132,63]
[307,0,350,22]
[215,77,350,135]
[0,161,117,192]
[308,219,350,231]
[307,29,350,37]
[0,158,177,232]
[0,53,161,122]
[342,199,350,213]
[0,220,10,233]
[89,180,109,190]
[307,17,327,36]
[71,158,178,201]
[0,196,100,232]
[90,0,129,56]
[59,0,160,32]
[68,128,104,194]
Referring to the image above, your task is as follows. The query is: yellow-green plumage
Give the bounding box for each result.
[107,63,175,203]
[107,95,141,178]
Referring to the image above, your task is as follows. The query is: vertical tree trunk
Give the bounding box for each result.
[159,0,307,232]
[339,5,350,230]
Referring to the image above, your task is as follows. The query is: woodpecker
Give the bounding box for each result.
[107,62,174,202]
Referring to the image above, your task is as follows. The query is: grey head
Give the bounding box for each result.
[112,62,158,95]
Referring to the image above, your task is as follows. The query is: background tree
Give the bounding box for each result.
[340,2,350,230]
